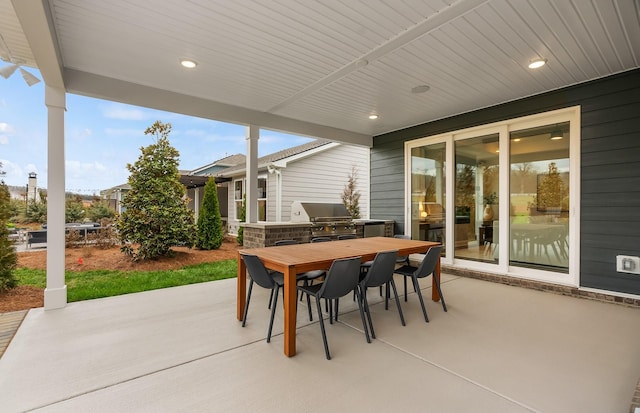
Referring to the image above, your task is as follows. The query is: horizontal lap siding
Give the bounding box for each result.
[372,68,640,295]
[578,71,640,294]
[281,145,369,220]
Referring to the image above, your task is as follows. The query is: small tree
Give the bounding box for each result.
[65,195,86,223]
[86,200,116,222]
[0,164,18,292]
[196,177,224,250]
[116,121,196,260]
[341,166,361,219]
[25,199,47,223]
[237,194,246,246]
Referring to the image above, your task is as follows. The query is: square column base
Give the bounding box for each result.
[44,285,67,310]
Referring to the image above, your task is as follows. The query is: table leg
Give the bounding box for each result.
[283,266,297,357]
[432,258,441,302]
[237,252,246,321]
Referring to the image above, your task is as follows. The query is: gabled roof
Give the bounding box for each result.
[190,154,246,175]
[217,139,334,176]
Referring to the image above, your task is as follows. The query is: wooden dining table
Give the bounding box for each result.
[237,236,441,357]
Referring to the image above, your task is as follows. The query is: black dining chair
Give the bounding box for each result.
[297,256,370,360]
[359,250,405,339]
[337,234,357,240]
[310,236,331,243]
[393,245,446,323]
[274,239,326,320]
[240,253,284,343]
[360,234,411,297]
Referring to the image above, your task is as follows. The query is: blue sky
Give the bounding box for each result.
[0,68,313,195]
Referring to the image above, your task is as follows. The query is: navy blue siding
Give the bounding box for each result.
[371,68,640,295]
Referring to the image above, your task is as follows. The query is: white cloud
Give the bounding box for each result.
[103,104,152,121]
[104,128,144,137]
[0,122,15,133]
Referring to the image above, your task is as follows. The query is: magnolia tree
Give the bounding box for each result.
[116,121,196,260]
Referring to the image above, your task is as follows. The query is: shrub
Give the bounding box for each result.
[0,180,17,292]
[116,121,196,260]
[196,177,224,250]
[86,201,115,222]
[237,195,246,246]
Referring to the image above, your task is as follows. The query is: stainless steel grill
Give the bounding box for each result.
[290,201,356,238]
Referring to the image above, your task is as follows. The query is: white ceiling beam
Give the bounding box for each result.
[64,68,373,147]
[11,0,64,89]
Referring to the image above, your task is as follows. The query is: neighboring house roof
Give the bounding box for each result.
[190,153,246,175]
[217,139,335,176]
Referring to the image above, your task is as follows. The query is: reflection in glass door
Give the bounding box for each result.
[454,134,499,262]
[410,143,446,254]
[509,122,570,272]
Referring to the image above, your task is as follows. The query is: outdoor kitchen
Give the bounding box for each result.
[240,201,394,248]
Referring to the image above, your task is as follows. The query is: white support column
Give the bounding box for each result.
[245,125,259,223]
[193,187,200,221]
[44,85,67,310]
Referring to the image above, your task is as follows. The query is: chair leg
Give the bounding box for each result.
[355,287,371,343]
[413,276,429,323]
[334,299,339,321]
[389,279,406,326]
[267,286,279,342]
[241,280,254,327]
[404,275,408,301]
[361,286,375,339]
[433,274,447,312]
[315,297,331,360]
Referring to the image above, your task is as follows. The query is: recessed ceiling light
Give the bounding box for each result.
[411,85,430,94]
[512,138,521,142]
[368,114,379,120]
[180,59,198,69]
[528,58,547,69]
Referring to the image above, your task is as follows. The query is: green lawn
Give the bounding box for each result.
[15,259,238,303]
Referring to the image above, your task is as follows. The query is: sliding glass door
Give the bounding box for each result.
[405,107,579,284]
[409,142,447,254]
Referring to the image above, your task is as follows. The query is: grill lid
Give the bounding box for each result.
[290,201,352,222]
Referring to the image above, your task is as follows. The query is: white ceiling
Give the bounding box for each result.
[2,0,639,146]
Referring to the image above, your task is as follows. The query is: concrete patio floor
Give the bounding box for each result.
[1,273,639,412]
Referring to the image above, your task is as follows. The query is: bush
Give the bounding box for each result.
[196,177,224,250]
[237,195,245,246]
[86,201,115,222]
[25,199,47,223]
[0,180,17,292]
[116,121,196,260]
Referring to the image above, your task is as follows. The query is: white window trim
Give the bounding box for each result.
[233,178,245,221]
[405,106,581,286]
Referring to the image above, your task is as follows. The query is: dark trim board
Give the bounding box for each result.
[371,68,640,296]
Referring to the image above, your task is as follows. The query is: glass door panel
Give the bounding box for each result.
[509,122,570,272]
[410,143,446,253]
[454,134,499,262]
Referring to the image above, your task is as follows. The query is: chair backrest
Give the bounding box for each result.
[393,234,410,240]
[362,250,398,288]
[274,239,298,246]
[318,257,362,299]
[241,254,276,289]
[311,237,331,243]
[414,245,443,279]
[337,234,357,240]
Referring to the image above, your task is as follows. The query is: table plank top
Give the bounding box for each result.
[239,237,438,271]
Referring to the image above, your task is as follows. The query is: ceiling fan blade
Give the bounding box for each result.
[19,67,41,86]
[0,64,18,79]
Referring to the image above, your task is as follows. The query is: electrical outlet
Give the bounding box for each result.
[616,255,640,274]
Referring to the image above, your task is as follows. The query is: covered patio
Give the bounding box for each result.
[2,274,639,412]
